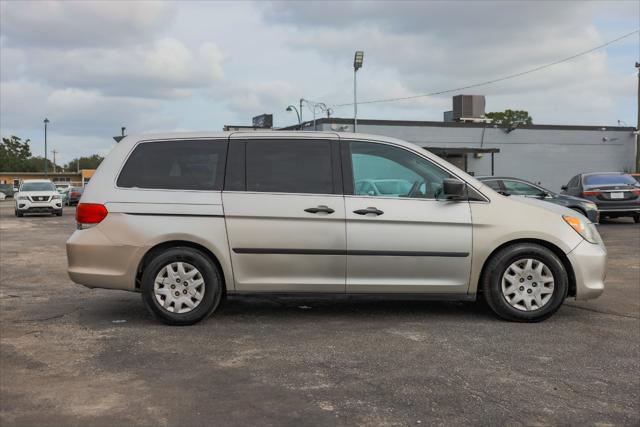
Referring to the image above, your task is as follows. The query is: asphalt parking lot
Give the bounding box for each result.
[1,200,638,426]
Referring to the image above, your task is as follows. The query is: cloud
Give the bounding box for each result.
[224,80,299,117]
[8,38,225,99]
[0,1,173,48]
[0,81,173,135]
[0,0,637,164]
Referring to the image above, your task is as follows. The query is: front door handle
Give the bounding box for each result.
[353,207,384,216]
[304,205,335,214]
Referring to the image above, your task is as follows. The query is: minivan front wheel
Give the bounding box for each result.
[141,247,223,325]
[482,243,568,322]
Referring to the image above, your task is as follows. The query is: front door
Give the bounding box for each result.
[223,136,346,293]
[343,140,472,294]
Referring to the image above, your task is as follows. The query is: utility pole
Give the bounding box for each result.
[43,118,50,176]
[51,149,58,173]
[299,98,304,131]
[353,51,364,133]
[636,62,640,173]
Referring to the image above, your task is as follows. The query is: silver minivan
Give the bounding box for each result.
[67,132,606,325]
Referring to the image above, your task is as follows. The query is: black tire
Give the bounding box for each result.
[56,209,63,216]
[141,247,223,325]
[633,215,640,224]
[16,210,23,217]
[482,243,568,322]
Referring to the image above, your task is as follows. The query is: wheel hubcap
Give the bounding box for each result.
[501,258,554,312]
[154,262,205,314]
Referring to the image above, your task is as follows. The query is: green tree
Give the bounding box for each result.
[486,110,533,127]
[0,136,32,171]
[63,154,104,172]
[23,156,58,173]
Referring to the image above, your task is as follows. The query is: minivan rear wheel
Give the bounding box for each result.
[482,243,568,322]
[141,247,223,325]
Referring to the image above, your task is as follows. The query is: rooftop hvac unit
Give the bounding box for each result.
[452,95,485,120]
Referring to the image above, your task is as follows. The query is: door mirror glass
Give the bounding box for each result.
[442,178,465,198]
[561,185,568,191]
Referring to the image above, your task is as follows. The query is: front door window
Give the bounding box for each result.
[349,141,452,199]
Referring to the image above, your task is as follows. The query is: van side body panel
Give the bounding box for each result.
[67,135,235,292]
[468,185,584,295]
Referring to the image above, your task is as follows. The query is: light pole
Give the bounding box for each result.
[286,105,301,129]
[300,99,329,131]
[353,51,364,133]
[43,118,49,176]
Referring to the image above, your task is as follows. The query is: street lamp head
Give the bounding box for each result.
[44,118,49,124]
[286,106,293,112]
[354,51,364,71]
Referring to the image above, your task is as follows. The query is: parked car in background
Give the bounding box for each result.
[67,132,606,325]
[477,176,599,223]
[66,187,84,206]
[0,184,15,199]
[15,179,63,217]
[561,172,640,223]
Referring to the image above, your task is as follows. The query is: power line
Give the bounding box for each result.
[331,29,639,108]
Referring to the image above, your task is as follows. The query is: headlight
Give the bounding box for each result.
[563,215,598,244]
[52,194,61,199]
[17,196,28,200]
[584,202,597,210]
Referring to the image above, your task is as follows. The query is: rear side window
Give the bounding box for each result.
[117,140,227,190]
[245,139,334,194]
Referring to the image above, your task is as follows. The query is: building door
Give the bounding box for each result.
[343,140,472,294]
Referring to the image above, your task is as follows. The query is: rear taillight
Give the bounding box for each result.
[70,192,80,197]
[581,191,601,197]
[76,203,108,226]
[631,189,640,196]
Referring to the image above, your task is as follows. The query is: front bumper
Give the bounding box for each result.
[567,240,607,300]
[17,199,62,213]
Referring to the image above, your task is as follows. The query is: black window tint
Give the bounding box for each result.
[224,140,245,191]
[117,140,227,190]
[245,139,334,194]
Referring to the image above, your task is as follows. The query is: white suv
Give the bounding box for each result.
[15,179,63,217]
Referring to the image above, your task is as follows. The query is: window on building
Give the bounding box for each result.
[117,140,227,190]
[245,139,334,194]
[349,141,451,199]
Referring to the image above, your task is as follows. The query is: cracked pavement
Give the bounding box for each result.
[1,200,638,426]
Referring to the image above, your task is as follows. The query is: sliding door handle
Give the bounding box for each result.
[353,207,384,216]
[304,205,335,214]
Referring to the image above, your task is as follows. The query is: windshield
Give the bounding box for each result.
[584,174,639,187]
[20,182,56,192]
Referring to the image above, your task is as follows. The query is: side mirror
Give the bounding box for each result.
[561,185,568,191]
[442,178,466,199]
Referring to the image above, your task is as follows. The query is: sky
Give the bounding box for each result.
[1,0,639,164]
